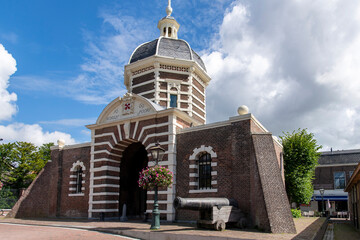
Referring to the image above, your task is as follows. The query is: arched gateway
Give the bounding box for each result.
[86,93,196,220]
[8,2,297,234]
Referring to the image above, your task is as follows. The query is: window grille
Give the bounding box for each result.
[198,153,211,189]
[76,167,83,193]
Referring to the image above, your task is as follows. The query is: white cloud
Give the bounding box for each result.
[0,123,76,146]
[203,0,360,150]
[65,11,155,104]
[0,44,17,121]
[39,118,96,127]
[0,44,76,146]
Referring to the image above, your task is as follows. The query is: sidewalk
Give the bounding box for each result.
[0,217,326,240]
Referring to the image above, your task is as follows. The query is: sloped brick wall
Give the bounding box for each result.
[252,133,296,233]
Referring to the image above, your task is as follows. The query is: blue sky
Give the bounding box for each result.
[1,0,360,150]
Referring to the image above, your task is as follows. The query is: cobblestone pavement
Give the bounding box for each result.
[0,217,326,240]
[0,222,137,240]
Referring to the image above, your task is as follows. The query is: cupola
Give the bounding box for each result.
[157,0,180,39]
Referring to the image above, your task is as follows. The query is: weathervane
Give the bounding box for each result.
[166,0,173,16]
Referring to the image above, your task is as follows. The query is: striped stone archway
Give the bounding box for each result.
[86,93,195,220]
[87,116,175,220]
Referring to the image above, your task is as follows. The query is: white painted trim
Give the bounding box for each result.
[147,190,170,194]
[92,184,119,188]
[132,121,139,139]
[138,122,169,141]
[138,89,155,97]
[70,160,86,171]
[94,132,118,145]
[189,145,217,160]
[91,176,120,181]
[189,189,218,193]
[51,142,91,151]
[69,193,85,197]
[192,85,205,97]
[190,182,198,186]
[92,150,122,158]
[192,110,206,121]
[189,164,197,169]
[145,210,170,214]
[69,180,86,184]
[175,122,183,129]
[211,162,217,167]
[132,79,155,88]
[90,209,119,213]
[146,200,168,204]
[192,102,206,114]
[90,192,120,196]
[117,124,123,141]
[92,166,120,172]
[211,180,217,185]
[142,132,171,146]
[211,171,217,176]
[92,158,120,164]
[192,93,205,106]
[91,200,119,204]
[93,142,113,149]
[189,173,198,177]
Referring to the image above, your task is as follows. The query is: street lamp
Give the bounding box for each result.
[319,188,325,216]
[148,141,165,230]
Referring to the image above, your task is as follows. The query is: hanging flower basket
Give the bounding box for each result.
[138,166,173,190]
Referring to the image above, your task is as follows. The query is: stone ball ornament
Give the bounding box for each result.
[57,139,66,149]
[237,105,249,115]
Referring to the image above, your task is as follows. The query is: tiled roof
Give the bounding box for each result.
[129,37,207,71]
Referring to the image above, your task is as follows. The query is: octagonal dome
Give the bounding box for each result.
[129,37,206,72]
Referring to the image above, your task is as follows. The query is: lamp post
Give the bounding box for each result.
[319,188,325,217]
[148,142,165,230]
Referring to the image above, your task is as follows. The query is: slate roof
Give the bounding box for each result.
[319,149,360,165]
[129,37,206,71]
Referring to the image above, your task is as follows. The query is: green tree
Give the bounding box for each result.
[0,187,17,209]
[280,129,322,206]
[0,142,54,189]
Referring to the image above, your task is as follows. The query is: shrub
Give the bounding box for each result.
[138,165,173,190]
[291,209,302,218]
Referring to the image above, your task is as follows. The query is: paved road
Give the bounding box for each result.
[0,223,138,240]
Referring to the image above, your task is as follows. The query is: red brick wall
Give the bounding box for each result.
[8,146,91,218]
[176,120,253,220]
